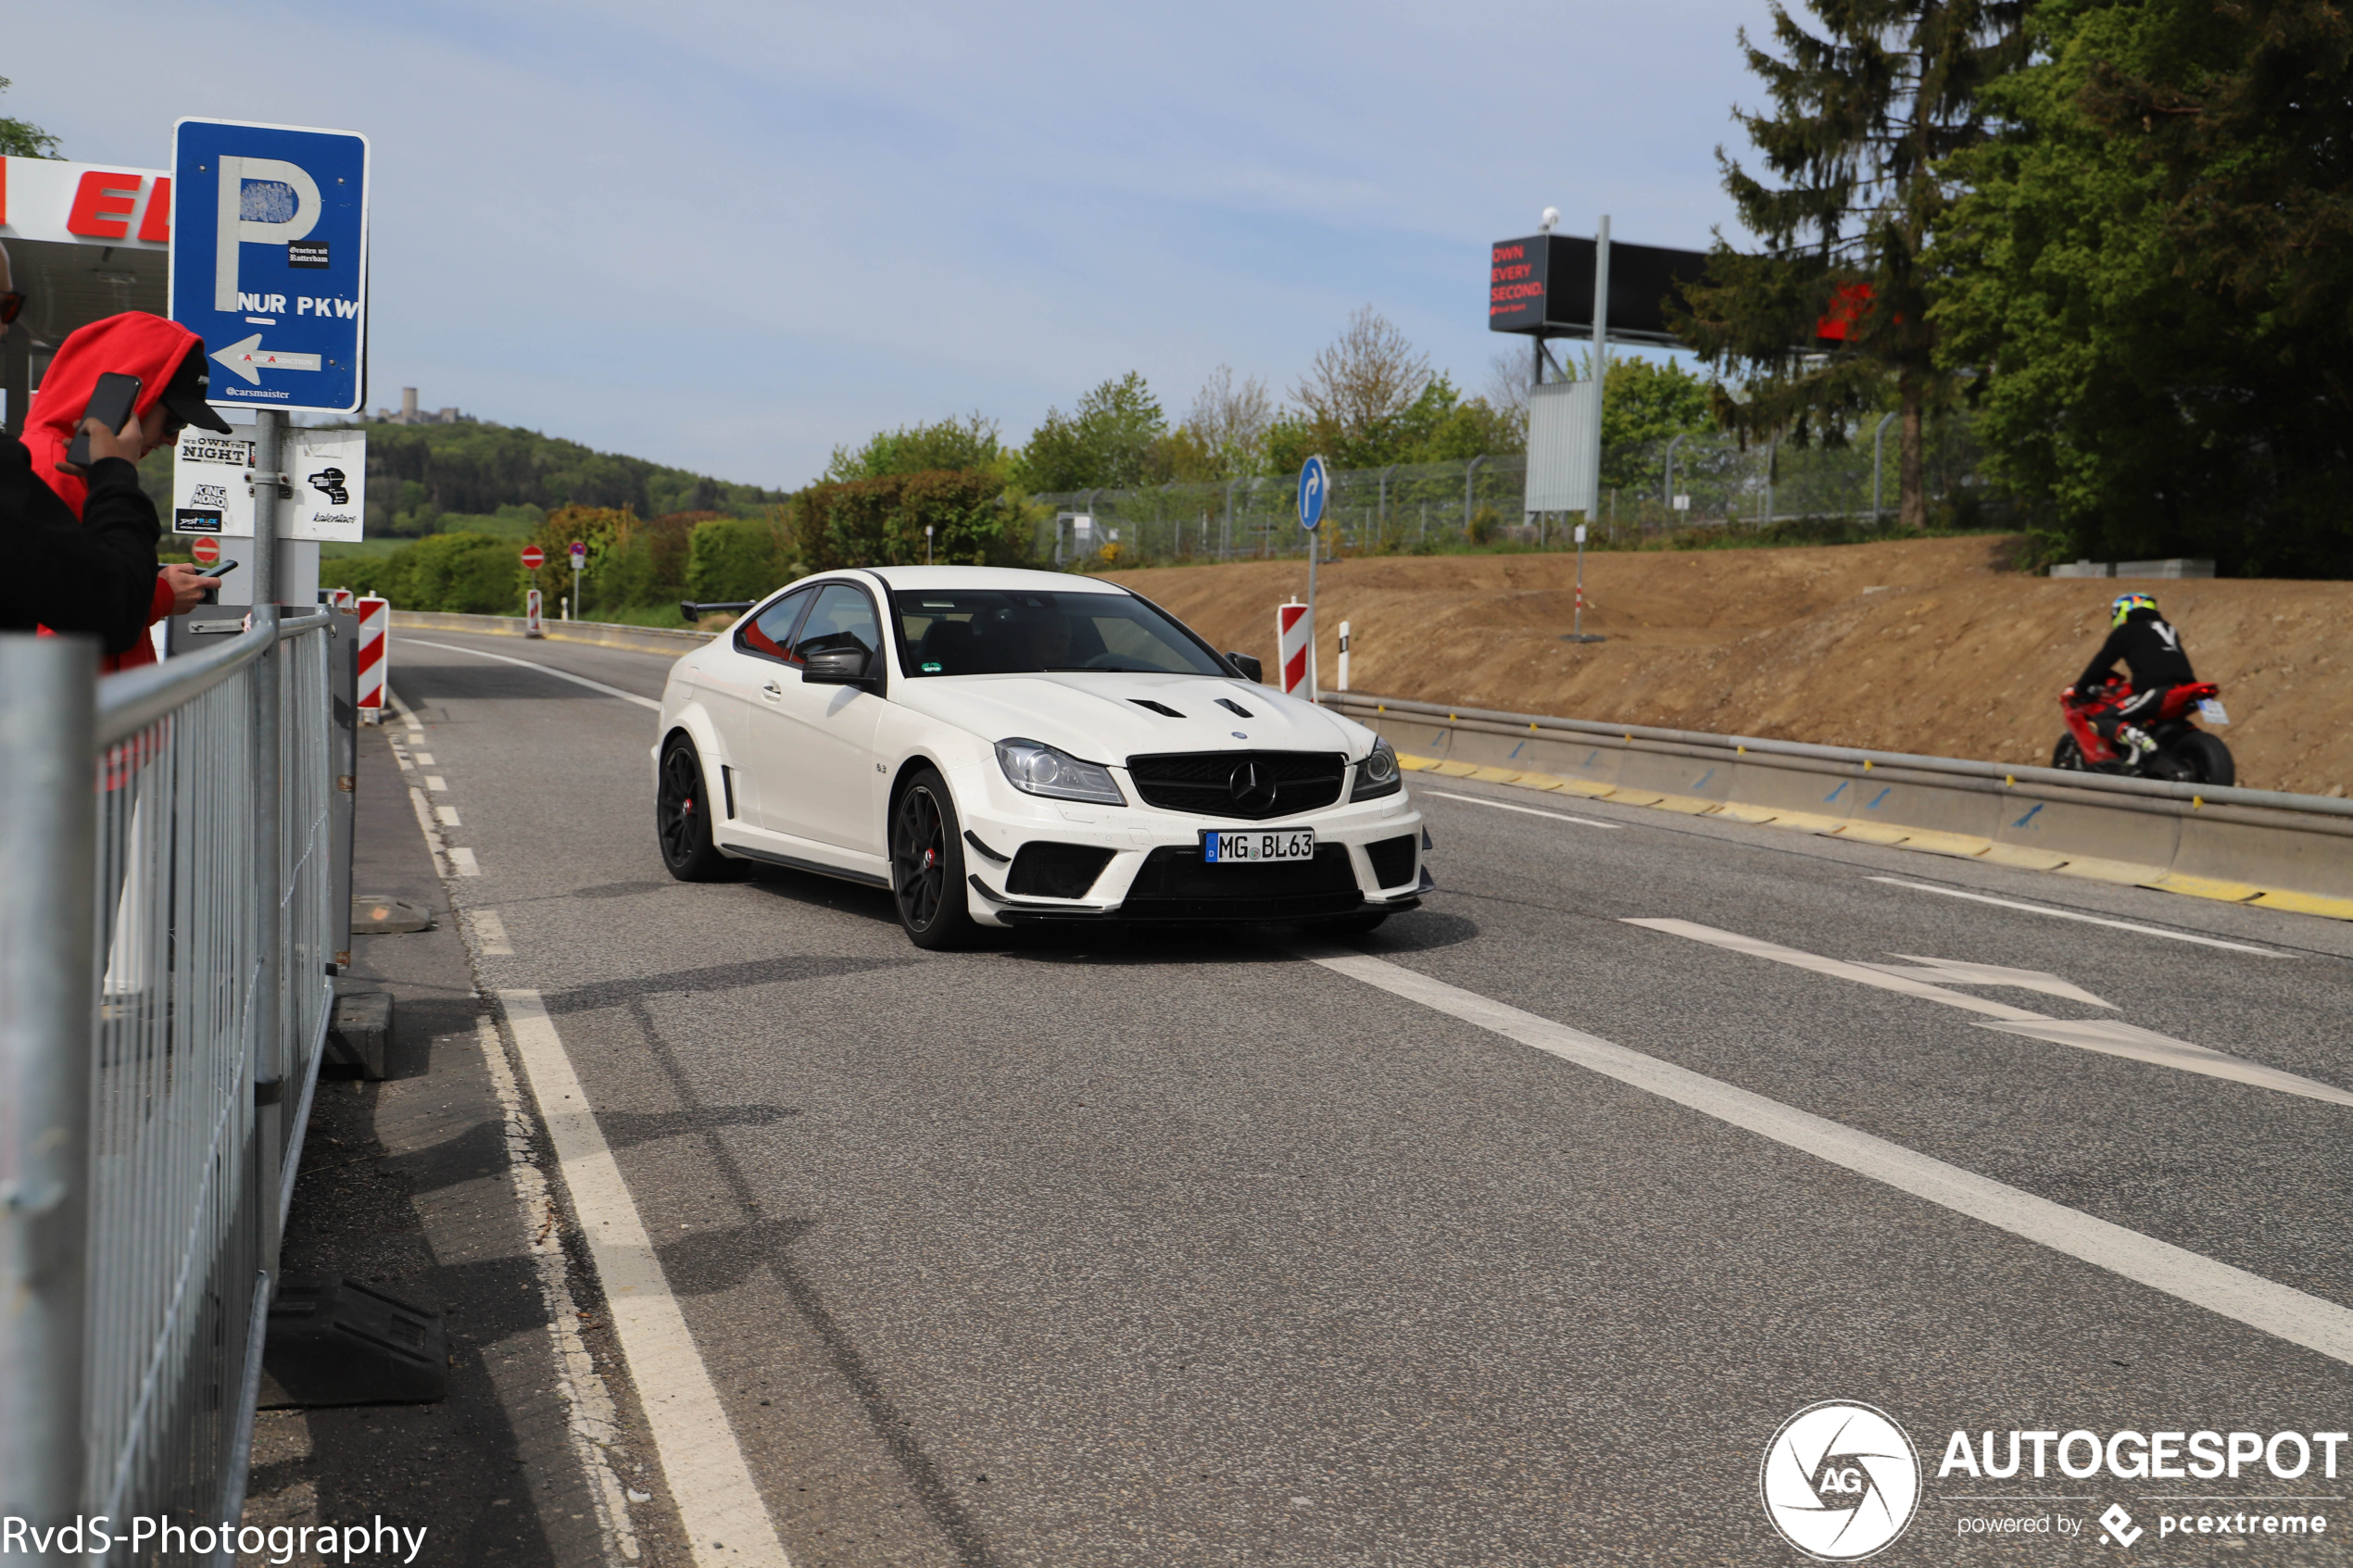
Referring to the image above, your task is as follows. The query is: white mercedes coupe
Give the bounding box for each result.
[651,566,1428,947]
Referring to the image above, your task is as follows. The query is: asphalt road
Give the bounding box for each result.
[384,628,2353,1567]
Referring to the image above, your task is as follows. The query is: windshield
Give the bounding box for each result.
[890,589,1228,678]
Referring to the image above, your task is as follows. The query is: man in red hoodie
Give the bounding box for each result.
[25,312,236,670]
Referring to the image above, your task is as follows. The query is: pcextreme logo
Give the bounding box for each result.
[1760,1401,1923,1561]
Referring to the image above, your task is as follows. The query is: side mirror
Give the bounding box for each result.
[1226,651,1264,684]
[802,646,875,686]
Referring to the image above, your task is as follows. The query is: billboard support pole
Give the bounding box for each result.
[1586,216,1610,525]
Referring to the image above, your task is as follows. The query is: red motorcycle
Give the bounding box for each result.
[2053,676,2235,784]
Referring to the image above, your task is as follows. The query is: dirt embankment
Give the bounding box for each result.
[1107,538,2353,797]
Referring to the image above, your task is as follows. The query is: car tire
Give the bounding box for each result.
[891,767,977,949]
[656,735,731,882]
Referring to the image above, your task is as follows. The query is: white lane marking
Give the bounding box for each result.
[1422,788,1624,829]
[414,752,436,766]
[1624,918,2048,1022]
[1869,876,2289,957]
[1306,950,2353,1366]
[1858,955,2115,1010]
[1973,1019,2353,1107]
[425,775,448,792]
[437,805,462,828]
[448,847,482,877]
[475,1013,643,1563]
[409,637,663,711]
[408,785,453,881]
[387,683,425,734]
[470,909,514,957]
[497,988,794,1568]
[1629,918,2353,1108]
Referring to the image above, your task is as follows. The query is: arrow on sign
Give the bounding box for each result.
[212,333,325,384]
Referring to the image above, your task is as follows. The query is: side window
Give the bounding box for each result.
[789,583,882,667]
[736,588,813,665]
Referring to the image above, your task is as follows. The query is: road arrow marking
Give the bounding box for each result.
[212,332,324,384]
[1627,917,2353,1107]
[1857,954,2115,1010]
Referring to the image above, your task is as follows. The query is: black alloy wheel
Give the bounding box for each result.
[891,768,975,949]
[656,736,728,881]
[2050,734,2086,771]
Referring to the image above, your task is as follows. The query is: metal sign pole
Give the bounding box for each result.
[251,409,283,606]
[1587,215,1611,528]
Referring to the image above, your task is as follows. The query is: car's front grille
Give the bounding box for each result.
[1117,843,1363,922]
[1124,750,1345,820]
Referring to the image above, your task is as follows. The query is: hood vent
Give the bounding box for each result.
[1215,697,1252,718]
[1129,699,1184,718]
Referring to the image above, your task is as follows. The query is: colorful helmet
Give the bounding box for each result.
[2111,593,2158,628]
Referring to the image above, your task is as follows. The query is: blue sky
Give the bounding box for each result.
[11,1,1778,490]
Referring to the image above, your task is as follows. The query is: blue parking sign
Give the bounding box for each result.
[170,118,369,416]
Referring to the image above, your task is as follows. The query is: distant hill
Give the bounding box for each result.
[359,419,786,536]
[135,416,788,544]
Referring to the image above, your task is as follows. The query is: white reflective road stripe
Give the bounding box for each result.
[408,637,663,711]
[1307,950,2353,1367]
[1868,876,2289,957]
[1628,917,2353,1108]
[1624,917,2049,1022]
[1422,789,1624,829]
[498,988,793,1568]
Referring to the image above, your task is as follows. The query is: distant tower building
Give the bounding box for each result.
[401,387,419,422]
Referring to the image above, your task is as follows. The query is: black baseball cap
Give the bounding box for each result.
[162,344,235,433]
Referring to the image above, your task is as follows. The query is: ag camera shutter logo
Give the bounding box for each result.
[1760,1400,1921,1561]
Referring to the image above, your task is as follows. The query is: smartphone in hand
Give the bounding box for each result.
[65,373,144,468]
[196,559,239,606]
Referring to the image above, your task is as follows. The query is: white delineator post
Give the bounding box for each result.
[354,596,389,723]
[1277,599,1313,696]
[1337,621,1351,693]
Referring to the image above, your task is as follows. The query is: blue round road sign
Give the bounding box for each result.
[1297,455,1329,532]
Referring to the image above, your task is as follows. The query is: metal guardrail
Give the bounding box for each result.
[1,607,346,1564]
[1331,693,2353,909]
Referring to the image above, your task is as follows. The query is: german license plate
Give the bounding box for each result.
[2197,697,2230,725]
[1202,828,1315,863]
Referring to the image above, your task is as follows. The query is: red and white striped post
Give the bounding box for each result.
[1277,598,1313,697]
[524,587,544,637]
[354,596,389,724]
[328,587,355,612]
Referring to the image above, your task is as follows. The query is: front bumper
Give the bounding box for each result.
[954,783,1428,927]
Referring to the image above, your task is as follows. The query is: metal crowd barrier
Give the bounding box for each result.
[2,607,347,1563]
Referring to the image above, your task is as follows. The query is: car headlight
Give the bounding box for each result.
[995,737,1127,807]
[1352,737,1403,800]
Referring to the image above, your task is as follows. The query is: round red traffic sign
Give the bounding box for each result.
[521,546,546,570]
[191,536,220,567]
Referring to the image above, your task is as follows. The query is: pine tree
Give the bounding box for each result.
[1669,0,2023,527]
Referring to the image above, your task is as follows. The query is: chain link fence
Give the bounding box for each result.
[1032,418,2003,568]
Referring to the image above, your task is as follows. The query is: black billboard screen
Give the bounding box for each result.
[1487,233,1711,346]
[1489,239,1549,332]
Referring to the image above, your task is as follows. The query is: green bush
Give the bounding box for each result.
[796,470,1023,572]
[333,531,522,613]
[686,515,794,603]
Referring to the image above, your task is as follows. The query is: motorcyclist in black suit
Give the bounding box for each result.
[2074,592,2197,760]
